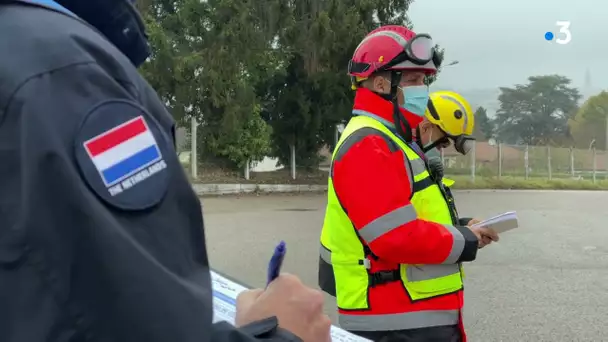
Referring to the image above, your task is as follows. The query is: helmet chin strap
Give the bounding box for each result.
[389,71,412,143]
[416,125,442,153]
[368,70,412,143]
[415,126,424,151]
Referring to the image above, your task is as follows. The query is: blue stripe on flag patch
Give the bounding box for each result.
[102,145,161,185]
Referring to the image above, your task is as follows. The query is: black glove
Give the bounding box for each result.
[427,156,444,181]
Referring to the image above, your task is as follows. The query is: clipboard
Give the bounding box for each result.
[211,269,371,341]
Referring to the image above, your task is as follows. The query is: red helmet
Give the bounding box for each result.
[348,25,441,81]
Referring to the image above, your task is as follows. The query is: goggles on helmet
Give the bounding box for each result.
[425,131,474,155]
[451,135,475,155]
[348,33,442,76]
[384,34,442,70]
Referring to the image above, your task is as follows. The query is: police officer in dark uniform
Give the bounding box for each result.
[0,1,331,341]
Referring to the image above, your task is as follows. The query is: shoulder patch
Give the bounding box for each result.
[74,100,171,210]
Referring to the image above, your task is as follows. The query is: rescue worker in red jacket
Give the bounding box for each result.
[317,25,499,342]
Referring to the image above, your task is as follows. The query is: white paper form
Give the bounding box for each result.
[211,270,371,342]
[469,211,519,234]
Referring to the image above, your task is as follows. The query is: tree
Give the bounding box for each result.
[472,106,493,140]
[493,75,581,145]
[262,0,421,169]
[137,0,445,170]
[569,91,608,150]
[138,0,282,169]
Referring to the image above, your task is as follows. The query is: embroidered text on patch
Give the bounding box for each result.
[83,116,167,196]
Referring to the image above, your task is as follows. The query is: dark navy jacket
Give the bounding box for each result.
[0,2,298,341]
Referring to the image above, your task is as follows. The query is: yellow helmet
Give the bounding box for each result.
[425,91,476,154]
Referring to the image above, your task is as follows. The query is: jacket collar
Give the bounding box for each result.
[351,88,426,158]
[352,88,424,130]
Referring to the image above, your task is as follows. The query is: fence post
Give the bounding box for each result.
[569,147,574,177]
[593,147,597,184]
[547,146,552,180]
[190,116,198,180]
[470,141,476,183]
[497,143,502,179]
[290,143,296,180]
[244,160,250,180]
[334,125,340,147]
[524,144,529,180]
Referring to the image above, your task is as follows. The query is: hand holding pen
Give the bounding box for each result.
[267,240,286,286]
[234,240,332,342]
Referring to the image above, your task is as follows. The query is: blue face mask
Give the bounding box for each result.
[400,85,430,117]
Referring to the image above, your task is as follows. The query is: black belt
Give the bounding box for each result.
[369,269,400,287]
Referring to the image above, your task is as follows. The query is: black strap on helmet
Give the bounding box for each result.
[367,70,413,143]
[390,71,413,143]
[351,62,413,143]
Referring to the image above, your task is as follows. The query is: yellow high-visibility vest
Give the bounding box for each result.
[442,177,455,187]
[318,114,464,331]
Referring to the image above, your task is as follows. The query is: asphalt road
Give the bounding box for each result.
[203,190,608,342]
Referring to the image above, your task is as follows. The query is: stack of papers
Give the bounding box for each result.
[211,270,371,342]
[469,211,519,233]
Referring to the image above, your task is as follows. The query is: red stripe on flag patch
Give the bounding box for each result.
[84,117,147,157]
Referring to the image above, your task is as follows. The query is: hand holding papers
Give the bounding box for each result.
[470,211,519,234]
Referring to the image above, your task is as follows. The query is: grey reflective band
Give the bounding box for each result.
[407,264,460,281]
[409,158,427,176]
[442,225,465,264]
[319,245,331,263]
[339,309,459,331]
[358,204,418,244]
[404,152,414,194]
[319,244,370,268]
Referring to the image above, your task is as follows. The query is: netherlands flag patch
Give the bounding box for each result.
[83,116,164,188]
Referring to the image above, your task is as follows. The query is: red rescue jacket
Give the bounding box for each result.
[332,89,478,340]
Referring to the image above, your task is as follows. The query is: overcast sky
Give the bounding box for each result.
[408,0,607,91]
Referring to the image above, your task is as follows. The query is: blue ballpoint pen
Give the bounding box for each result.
[266,240,286,287]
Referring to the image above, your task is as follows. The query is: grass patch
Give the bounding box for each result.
[450,175,608,190]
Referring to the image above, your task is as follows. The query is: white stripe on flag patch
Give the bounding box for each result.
[91,130,157,171]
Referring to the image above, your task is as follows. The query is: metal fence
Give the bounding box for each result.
[442,141,608,183]
[177,118,333,182]
[177,118,607,183]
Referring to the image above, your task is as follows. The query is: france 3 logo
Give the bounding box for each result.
[544,21,571,45]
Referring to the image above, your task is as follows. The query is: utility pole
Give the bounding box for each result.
[605,115,608,151]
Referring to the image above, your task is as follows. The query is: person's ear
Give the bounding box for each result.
[372,76,389,93]
[419,121,431,134]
